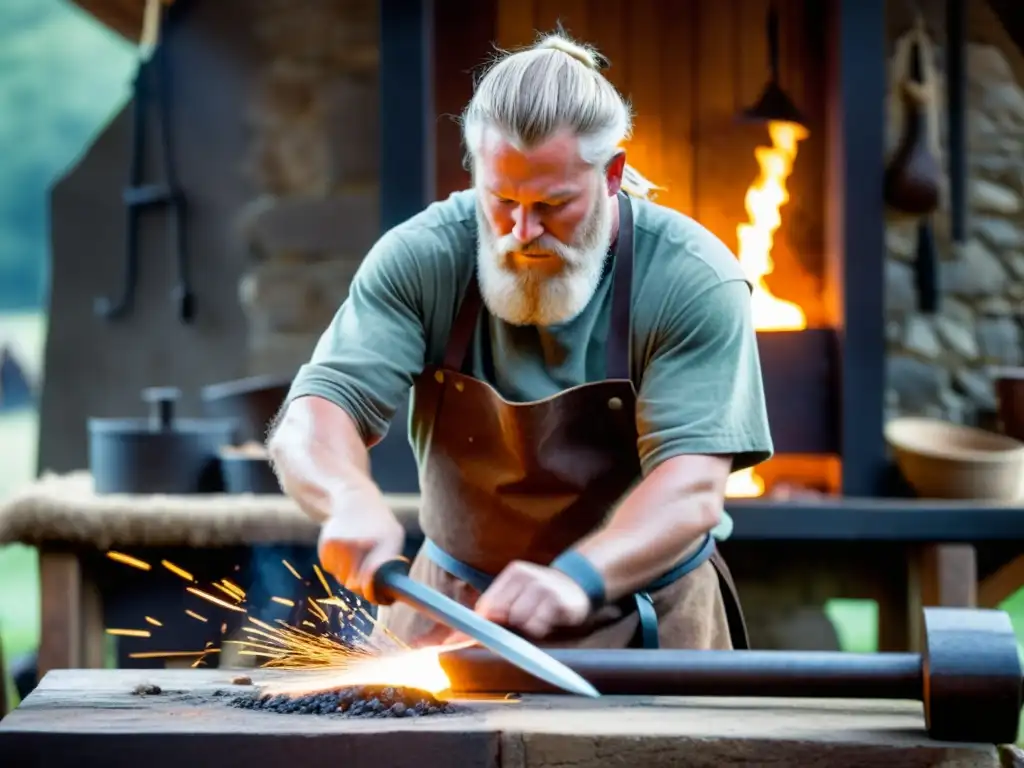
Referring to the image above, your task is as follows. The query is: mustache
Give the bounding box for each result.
[494,233,566,257]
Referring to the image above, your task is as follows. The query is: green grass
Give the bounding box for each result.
[0,312,45,707]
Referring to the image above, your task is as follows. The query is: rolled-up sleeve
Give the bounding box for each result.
[285,230,427,445]
[635,278,774,476]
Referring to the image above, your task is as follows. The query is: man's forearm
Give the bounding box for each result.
[266,396,381,524]
[569,455,731,602]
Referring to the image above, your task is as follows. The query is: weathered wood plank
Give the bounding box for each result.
[0,669,1006,767]
[693,0,743,250]
[586,0,628,93]
[625,0,662,190]
[497,0,538,49]
[979,555,1024,608]
[655,3,695,215]
[37,551,83,677]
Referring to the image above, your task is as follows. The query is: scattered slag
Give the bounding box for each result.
[224,685,463,718]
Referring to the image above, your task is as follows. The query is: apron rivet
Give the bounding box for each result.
[607,397,623,410]
[434,371,445,384]
[455,381,464,392]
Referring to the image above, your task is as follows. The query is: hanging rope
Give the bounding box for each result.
[139,0,164,61]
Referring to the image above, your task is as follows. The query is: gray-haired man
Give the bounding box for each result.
[269,33,773,651]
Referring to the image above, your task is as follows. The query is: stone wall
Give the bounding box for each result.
[885,27,1024,425]
[236,0,381,376]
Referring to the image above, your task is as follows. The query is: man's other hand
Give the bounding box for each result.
[474,560,591,639]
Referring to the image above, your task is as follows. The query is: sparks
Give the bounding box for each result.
[129,649,220,659]
[102,552,418,688]
[312,564,333,599]
[212,582,243,602]
[105,628,151,638]
[162,560,194,582]
[106,552,152,571]
[221,579,246,599]
[186,586,247,613]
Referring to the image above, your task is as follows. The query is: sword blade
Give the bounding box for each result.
[373,560,600,698]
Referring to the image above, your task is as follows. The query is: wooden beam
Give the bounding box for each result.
[979,555,1024,608]
[37,551,84,677]
[987,0,1024,59]
[379,0,435,232]
[907,544,978,651]
[725,496,1024,541]
[822,0,889,496]
[70,0,175,42]
[432,0,497,200]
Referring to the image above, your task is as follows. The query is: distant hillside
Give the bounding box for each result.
[0,0,135,310]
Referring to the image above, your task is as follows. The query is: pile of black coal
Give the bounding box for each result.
[225,685,464,718]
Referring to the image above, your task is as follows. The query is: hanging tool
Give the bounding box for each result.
[95,0,195,324]
[884,15,942,313]
[737,0,809,130]
[369,558,600,698]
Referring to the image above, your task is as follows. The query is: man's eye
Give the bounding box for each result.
[538,201,567,211]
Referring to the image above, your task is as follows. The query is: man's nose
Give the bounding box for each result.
[512,206,543,244]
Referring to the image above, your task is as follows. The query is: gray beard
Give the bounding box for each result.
[474,191,613,327]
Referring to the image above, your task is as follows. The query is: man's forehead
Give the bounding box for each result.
[478,128,589,185]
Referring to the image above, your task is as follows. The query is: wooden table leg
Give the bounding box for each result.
[979,554,1024,608]
[37,549,107,679]
[907,543,978,651]
[38,550,82,678]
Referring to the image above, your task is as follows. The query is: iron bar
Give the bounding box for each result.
[440,647,923,700]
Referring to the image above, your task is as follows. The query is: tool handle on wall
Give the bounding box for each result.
[915,218,939,313]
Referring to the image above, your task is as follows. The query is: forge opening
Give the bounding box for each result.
[723,120,836,499]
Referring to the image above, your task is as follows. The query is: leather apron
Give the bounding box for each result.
[379,194,749,651]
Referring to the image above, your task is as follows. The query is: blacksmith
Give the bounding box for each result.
[268,33,773,651]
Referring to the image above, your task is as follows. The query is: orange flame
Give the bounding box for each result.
[726,120,809,499]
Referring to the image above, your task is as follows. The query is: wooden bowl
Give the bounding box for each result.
[884,416,1024,500]
[994,367,1024,443]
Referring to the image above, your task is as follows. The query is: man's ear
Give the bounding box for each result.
[604,151,626,196]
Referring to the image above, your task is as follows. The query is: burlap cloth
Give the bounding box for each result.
[0,471,421,550]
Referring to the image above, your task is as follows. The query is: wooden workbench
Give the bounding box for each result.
[0,669,1017,767]
[2,472,1022,679]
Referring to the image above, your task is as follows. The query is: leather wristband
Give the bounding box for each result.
[550,550,607,611]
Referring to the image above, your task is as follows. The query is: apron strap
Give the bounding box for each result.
[421,538,495,593]
[606,192,635,382]
[628,534,716,649]
[443,275,483,372]
[421,532,715,650]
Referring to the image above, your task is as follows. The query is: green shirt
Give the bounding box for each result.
[288,190,774,532]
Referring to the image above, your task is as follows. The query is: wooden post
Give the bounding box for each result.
[37,551,83,677]
[823,0,889,497]
[907,544,978,651]
[379,0,435,232]
[37,550,106,680]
